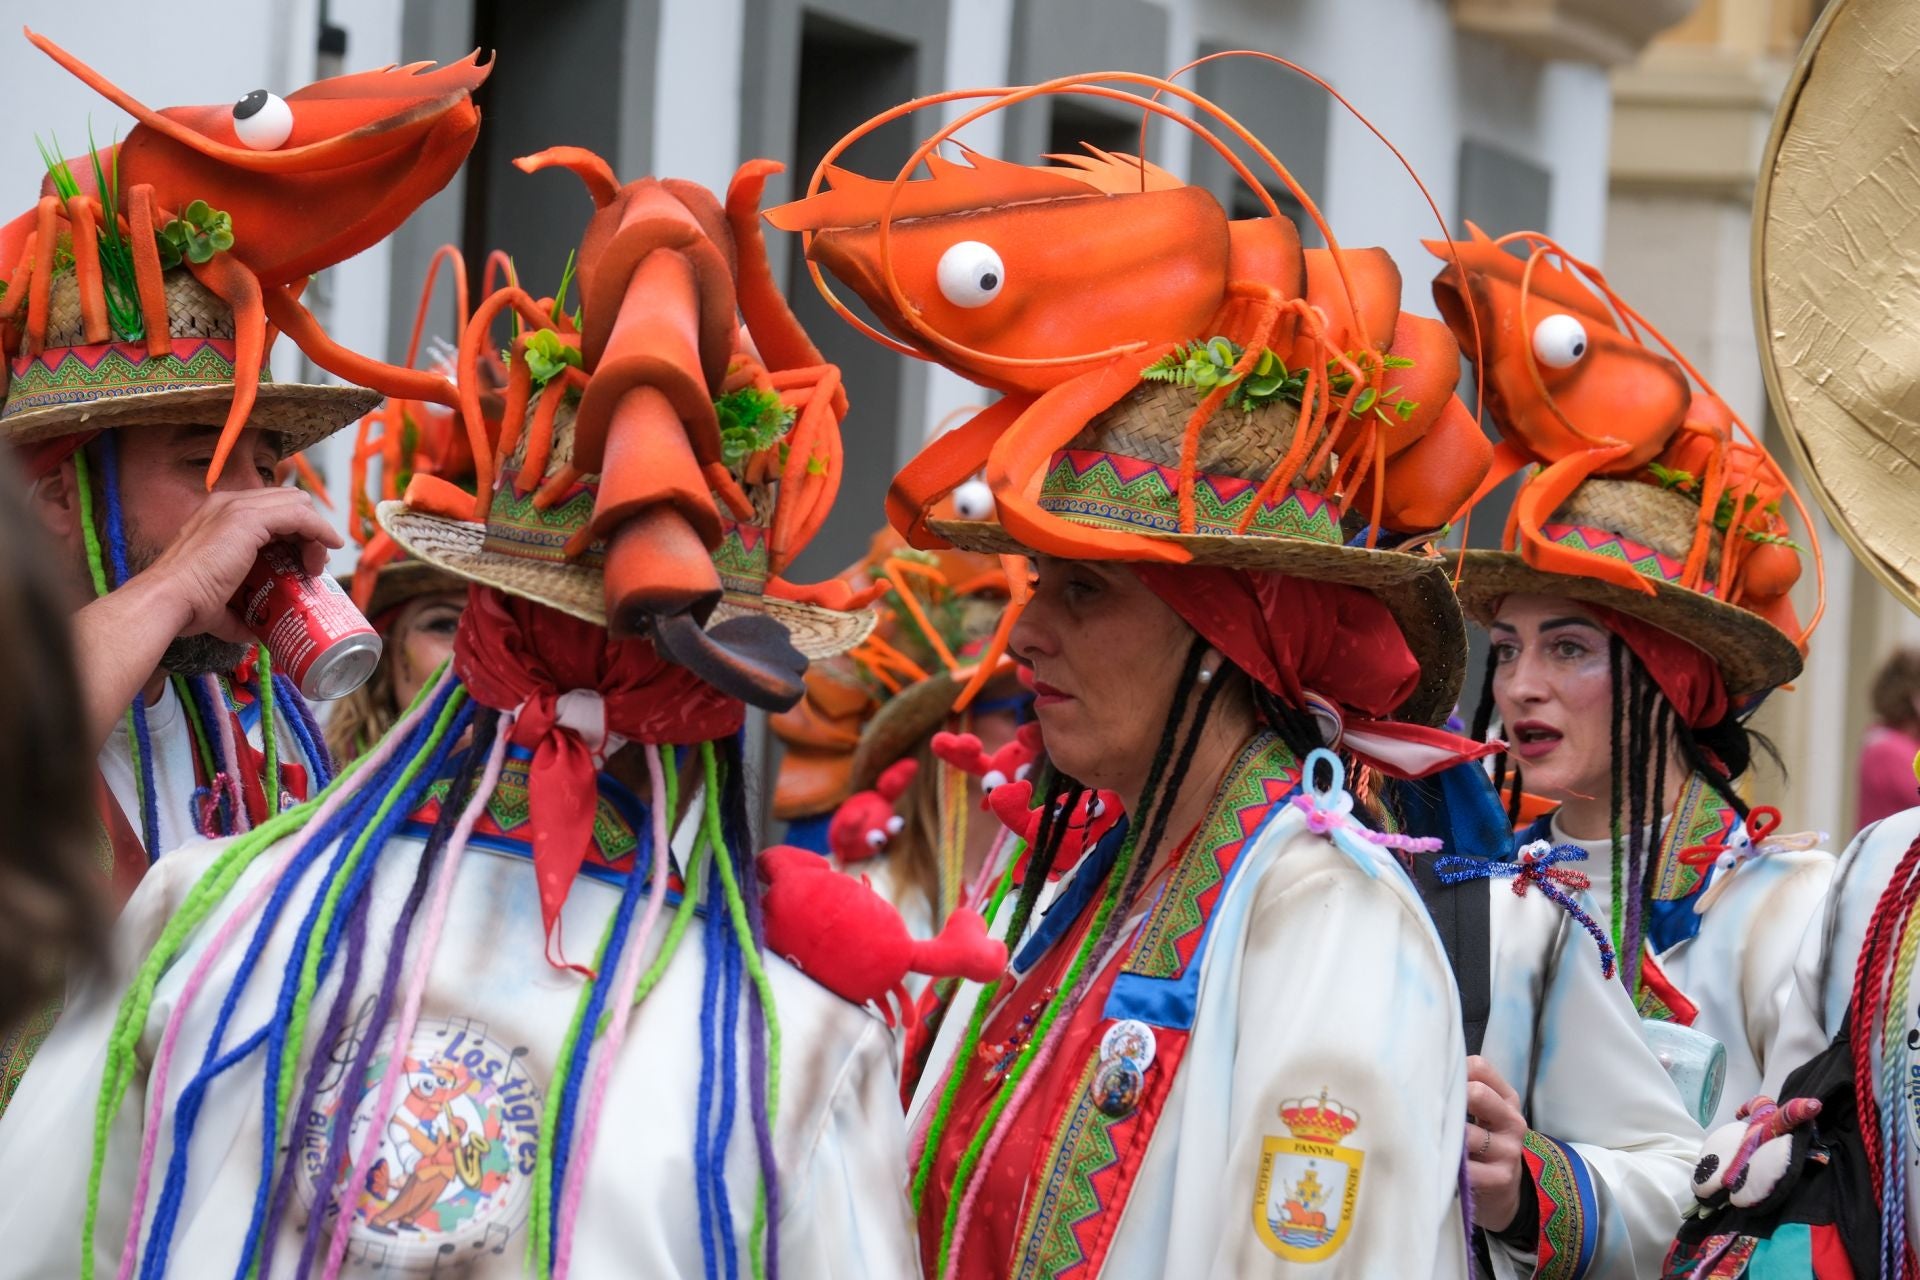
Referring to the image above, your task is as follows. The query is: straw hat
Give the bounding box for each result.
[1452,477,1803,698]
[1,268,376,449]
[381,388,873,661]
[929,379,1467,727]
[1755,0,1920,619]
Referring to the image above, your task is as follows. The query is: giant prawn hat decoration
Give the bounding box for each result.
[1424,226,1825,698]
[0,30,491,484]
[766,56,1497,725]
[1755,0,1920,623]
[380,150,875,710]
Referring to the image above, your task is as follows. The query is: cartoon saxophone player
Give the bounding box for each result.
[365,1059,489,1233]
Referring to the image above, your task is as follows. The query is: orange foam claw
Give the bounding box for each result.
[589,383,722,563]
[1513,444,1651,595]
[262,284,462,409]
[764,575,888,612]
[123,186,172,357]
[513,147,620,209]
[988,359,1189,564]
[951,597,1024,714]
[886,395,1030,548]
[449,285,549,515]
[771,363,844,563]
[185,251,264,489]
[67,198,109,345]
[1349,395,1491,533]
[401,472,476,521]
[288,452,334,509]
[703,461,757,521]
[532,464,584,512]
[514,338,579,493]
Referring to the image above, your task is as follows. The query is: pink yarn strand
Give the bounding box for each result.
[114,686,437,1279]
[317,725,511,1280]
[207,674,252,834]
[552,744,675,1279]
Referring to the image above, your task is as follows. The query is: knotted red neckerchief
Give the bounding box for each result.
[454,586,744,969]
[1130,564,1498,779]
[1587,604,1730,730]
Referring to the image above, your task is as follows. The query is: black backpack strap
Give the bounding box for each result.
[1412,853,1492,1056]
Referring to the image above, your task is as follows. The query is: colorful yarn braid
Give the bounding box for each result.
[529,756,699,1277]
[236,691,472,1277]
[258,649,281,815]
[319,689,510,1279]
[128,677,467,1278]
[273,671,335,792]
[720,737,781,1280]
[696,834,743,1280]
[78,665,430,1280]
[279,707,500,1278]
[110,680,448,1280]
[699,740,782,1280]
[1849,832,1920,1280]
[551,746,677,1280]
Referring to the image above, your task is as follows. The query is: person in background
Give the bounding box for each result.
[0,458,105,1111]
[1857,648,1920,829]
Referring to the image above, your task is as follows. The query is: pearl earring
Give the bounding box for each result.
[1196,665,1215,685]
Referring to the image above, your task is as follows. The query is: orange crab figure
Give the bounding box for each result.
[1426,226,1820,639]
[766,76,1491,561]
[0,30,489,486]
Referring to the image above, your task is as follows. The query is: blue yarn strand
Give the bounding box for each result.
[273,673,334,790]
[96,434,166,857]
[131,696,164,862]
[97,433,132,587]
[135,681,460,1278]
[712,901,742,1280]
[546,811,654,1271]
[695,856,726,1280]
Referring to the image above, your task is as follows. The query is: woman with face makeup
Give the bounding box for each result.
[1431,228,1835,1143]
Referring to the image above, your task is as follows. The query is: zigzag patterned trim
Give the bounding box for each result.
[1651,773,1739,905]
[1124,733,1299,980]
[712,520,771,595]
[3,338,259,418]
[1039,449,1343,545]
[1009,1056,1124,1279]
[1538,521,1717,595]
[411,749,641,868]
[1521,1131,1598,1280]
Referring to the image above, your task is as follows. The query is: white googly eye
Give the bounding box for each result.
[233,90,294,150]
[1530,314,1589,369]
[865,829,887,849]
[936,241,1005,308]
[1089,796,1105,817]
[982,769,1006,792]
[886,815,904,835]
[951,478,995,521]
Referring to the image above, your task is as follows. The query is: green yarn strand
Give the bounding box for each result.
[258,648,279,815]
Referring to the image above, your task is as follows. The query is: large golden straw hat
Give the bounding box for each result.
[381,388,874,660]
[1755,0,1920,618]
[931,379,1467,727]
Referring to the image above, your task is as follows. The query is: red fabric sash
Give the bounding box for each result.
[453,586,743,967]
[1131,564,1496,779]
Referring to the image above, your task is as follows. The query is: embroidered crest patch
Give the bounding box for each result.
[1252,1089,1364,1261]
[297,1013,542,1273]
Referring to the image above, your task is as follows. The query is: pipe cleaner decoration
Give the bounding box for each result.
[1436,839,1618,978]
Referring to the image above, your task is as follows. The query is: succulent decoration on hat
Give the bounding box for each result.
[381,152,874,710]
[767,64,1497,725]
[0,31,490,478]
[1426,225,1825,698]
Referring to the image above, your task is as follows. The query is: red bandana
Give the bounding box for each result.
[1130,565,1496,779]
[454,586,744,966]
[1587,605,1729,730]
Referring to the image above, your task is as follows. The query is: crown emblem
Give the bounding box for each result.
[1278,1089,1360,1145]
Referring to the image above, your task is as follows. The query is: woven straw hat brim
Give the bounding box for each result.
[341,560,472,624]
[379,500,875,661]
[1452,548,1803,698]
[0,381,381,454]
[927,516,1466,728]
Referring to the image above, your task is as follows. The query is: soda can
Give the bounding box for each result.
[232,542,383,701]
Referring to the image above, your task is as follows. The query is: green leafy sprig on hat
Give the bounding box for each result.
[155,200,234,268]
[35,126,147,342]
[715,386,797,471]
[1645,462,1805,550]
[1141,336,1418,425]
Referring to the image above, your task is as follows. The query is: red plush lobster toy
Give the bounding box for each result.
[828,758,916,864]
[988,780,1123,875]
[758,846,1007,1026]
[931,722,1043,802]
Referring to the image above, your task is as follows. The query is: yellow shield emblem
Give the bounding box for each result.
[1251,1091,1364,1261]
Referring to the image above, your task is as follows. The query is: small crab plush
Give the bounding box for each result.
[828,758,917,864]
[986,779,1122,871]
[758,845,1008,1026]
[932,722,1044,800]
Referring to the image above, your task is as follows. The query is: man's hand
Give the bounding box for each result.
[71,489,341,751]
[1464,1054,1529,1234]
[136,489,341,642]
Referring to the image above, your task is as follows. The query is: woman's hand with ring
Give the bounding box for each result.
[1463,1055,1529,1233]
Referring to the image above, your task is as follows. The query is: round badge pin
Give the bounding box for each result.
[1100,1019,1156,1072]
[1092,1055,1145,1119]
